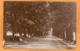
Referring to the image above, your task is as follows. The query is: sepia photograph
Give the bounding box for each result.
[4,1,76,49]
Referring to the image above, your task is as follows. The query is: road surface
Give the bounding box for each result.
[4,35,75,49]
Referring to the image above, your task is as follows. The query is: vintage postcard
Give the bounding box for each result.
[3,1,76,49]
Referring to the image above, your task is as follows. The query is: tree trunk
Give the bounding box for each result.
[12,32,15,42]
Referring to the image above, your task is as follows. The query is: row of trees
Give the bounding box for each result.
[4,2,52,41]
[4,2,76,42]
[53,2,76,42]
